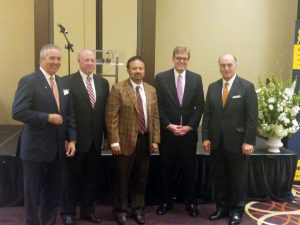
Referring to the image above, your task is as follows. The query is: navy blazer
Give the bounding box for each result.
[12,69,76,162]
[63,71,109,153]
[154,69,205,139]
[202,75,258,153]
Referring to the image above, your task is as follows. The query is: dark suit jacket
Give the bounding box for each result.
[202,75,258,153]
[64,71,109,153]
[154,69,205,140]
[12,69,76,162]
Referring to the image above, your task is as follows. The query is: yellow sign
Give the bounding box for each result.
[293,45,300,69]
[295,160,300,181]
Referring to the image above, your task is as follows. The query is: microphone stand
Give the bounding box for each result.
[58,24,74,75]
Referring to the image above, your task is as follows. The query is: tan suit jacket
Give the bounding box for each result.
[105,79,160,155]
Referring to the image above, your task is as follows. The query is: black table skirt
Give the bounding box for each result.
[0,147,297,207]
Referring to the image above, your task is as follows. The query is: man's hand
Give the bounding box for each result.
[66,141,76,157]
[167,124,192,136]
[151,143,159,154]
[242,143,254,156]
[202,140,211,153]
[48,114,63,126]
[112,145,121,156]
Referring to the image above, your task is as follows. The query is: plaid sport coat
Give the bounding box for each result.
[105,79,160,155]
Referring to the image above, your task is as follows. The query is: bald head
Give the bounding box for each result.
[78,49,96,75]
[218,54,237,81]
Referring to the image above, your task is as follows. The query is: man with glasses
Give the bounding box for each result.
[154,45,205,217]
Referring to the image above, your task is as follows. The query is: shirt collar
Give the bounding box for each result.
[80,70,93,81]
[40,66,55,81]
[223,74,237,87]
[130,79,144,91]
[174,68,186,80]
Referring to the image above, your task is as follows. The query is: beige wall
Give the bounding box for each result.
[102,0,137,85]
[0,0,34,124]
[53,0,96,75]
[155,0,298,92]
[2,0,298,124]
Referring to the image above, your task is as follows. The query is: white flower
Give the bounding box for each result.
[269,105,274,110]
[267,97,276,103]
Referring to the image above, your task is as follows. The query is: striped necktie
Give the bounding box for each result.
[86,76,96,108]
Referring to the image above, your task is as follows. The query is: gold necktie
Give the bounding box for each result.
[50,76,60,112]
[222,82,229,107]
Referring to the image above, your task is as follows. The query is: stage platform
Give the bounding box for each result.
[0,125,298,207]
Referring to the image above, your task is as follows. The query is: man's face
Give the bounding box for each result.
[40,49,61,75]
[172,52,189,74]
[78,50,96,75]
[219,55,237,81]
[128,59,145,84]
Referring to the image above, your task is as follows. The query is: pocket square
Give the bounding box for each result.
[232,95,241,99]
[63,89,69,95]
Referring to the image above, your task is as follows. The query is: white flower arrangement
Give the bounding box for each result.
[257,76,300,139]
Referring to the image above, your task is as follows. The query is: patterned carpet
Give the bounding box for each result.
[245,185,300,225]
[0,187,299,225]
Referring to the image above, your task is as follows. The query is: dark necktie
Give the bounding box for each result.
[50,76,60,112]
[136,86,146,134]
[222,82,229,107]
[86,76,96,108]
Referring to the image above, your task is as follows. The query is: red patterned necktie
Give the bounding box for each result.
[50,76,60,112]
[136,86,145,134]
[86,76,96,108]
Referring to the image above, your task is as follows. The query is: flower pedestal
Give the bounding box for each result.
[265,136,283,153]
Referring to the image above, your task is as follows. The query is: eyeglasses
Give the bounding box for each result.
[175,57,189,62]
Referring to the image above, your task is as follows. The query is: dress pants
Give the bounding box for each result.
[210,141,249,214]
[160,131,198,205]
[61,144,100,216]
[113,133,150,217]
[23,158,62,225]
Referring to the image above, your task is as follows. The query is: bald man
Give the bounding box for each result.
[60,49,109,225]
[202,54,258,225]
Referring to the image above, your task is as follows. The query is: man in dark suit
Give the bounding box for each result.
[202,54,258,225]
[60,49,109,225]
[106,56,160,225]
[154,46,205,217]
[12,44,76,225]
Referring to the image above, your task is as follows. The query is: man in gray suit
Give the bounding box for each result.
[202,54,258,225]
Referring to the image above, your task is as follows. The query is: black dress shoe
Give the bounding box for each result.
[186,204,199,217]
[133,212,145,224]
[209,209,228,220]
[62,216,75,225]
[116,215,129,225]
[156,202,172,215]
[228,214,242,225]
[81,212,102,224]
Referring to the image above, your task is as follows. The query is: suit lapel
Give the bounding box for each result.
[168,70,181,106]
[217,79,223,110]
[223,76,239,109]
[74,72,91,106]
[125,79,139,112]
[36,70,58,111]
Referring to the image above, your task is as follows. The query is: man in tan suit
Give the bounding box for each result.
[106,56,160,225]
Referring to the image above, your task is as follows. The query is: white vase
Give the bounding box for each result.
[265,136,283,153]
